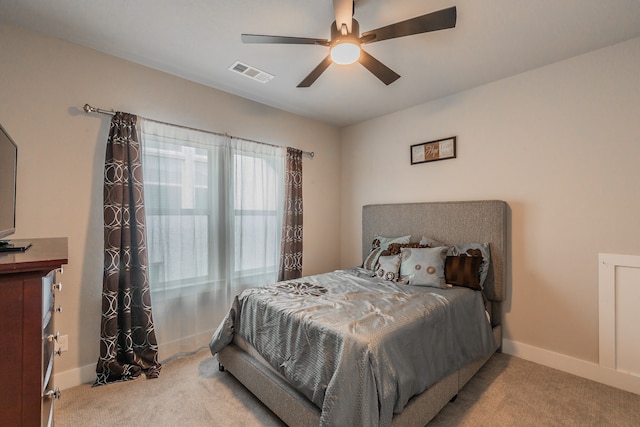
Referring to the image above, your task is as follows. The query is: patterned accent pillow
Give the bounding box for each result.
[385,242,427,255]
[362,247,385,271]
[376,254,402,281]
[448,243,491,289]
[362,234,411,271]
[399,246,448,288]
[445,255,483,290]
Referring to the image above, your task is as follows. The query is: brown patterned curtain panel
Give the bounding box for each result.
[279,147,303,281]
[95,112,161,386]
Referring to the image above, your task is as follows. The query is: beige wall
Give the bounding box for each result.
[340,37,640,364]
[3,17,639,388]
[0,23,341,379]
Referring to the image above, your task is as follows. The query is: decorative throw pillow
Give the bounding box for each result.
[399,246,448,288]
[448,243,491,289]
[376,254,402,281]
[385,242,427,256]
[362,234,411,271]
[371,234,411,250]
[445,255,483,290]
[419,236,445,247]
[362,247,385,271]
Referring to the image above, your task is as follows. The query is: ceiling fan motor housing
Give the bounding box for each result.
[331,18,359,45]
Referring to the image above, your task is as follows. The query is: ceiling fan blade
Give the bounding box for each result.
[333,0,354,34]
[297,55,333,87]
[242,34,329,46]
[360,6,457,44]
[359,50,400,85]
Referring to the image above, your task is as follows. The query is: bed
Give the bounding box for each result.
[210,200,508,426]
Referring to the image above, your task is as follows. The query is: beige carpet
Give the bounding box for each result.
[57,350,640,426]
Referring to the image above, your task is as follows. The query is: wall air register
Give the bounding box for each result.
[229,61,274,83]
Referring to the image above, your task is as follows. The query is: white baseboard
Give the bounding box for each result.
[55,363,97,390]
[502,339,640,395]
[56,339,640,395]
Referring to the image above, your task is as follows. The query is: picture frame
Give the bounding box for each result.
[410,136,457,165]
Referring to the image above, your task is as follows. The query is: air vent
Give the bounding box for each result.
[229,61,274,84]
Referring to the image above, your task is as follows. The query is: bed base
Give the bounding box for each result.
[218,325,501,426]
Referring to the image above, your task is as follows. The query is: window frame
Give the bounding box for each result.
[142,134,283,292]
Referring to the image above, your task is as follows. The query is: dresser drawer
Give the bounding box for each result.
[0,238,68,426]
[41,268,62,427]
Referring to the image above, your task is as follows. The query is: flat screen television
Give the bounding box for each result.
[0,123,31,252]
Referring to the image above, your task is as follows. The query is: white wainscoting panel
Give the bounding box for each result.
[599,253,640,377]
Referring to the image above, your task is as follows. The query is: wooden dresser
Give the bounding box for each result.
[0,237,68,427]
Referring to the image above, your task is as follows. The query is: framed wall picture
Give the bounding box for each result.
[410,136,456,165]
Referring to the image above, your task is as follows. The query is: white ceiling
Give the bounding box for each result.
[2,0,640,127]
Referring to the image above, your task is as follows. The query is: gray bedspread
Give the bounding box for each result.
[209,268,496,427]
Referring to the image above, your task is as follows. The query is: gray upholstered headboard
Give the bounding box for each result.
[362,200,508,322]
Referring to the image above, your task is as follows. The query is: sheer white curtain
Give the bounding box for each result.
[140,119,285,359]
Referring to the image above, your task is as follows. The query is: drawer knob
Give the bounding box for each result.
[43,387,61,400]
[52,282,63,292]
[56,306,63,313]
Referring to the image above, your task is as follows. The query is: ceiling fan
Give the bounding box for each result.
[241,0,457,87]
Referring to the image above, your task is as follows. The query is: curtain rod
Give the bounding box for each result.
[82,103,314,159]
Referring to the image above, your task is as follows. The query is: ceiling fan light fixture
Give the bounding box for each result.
[329,18,361,65]
[330,41,361,65]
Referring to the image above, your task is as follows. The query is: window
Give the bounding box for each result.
[143,140,210,287]
[141,121,285,293]
[139,119,286,359]
[233,153,281,276]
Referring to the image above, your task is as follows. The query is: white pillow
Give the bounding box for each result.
[376,254,402,281]
[399,246,448,288]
